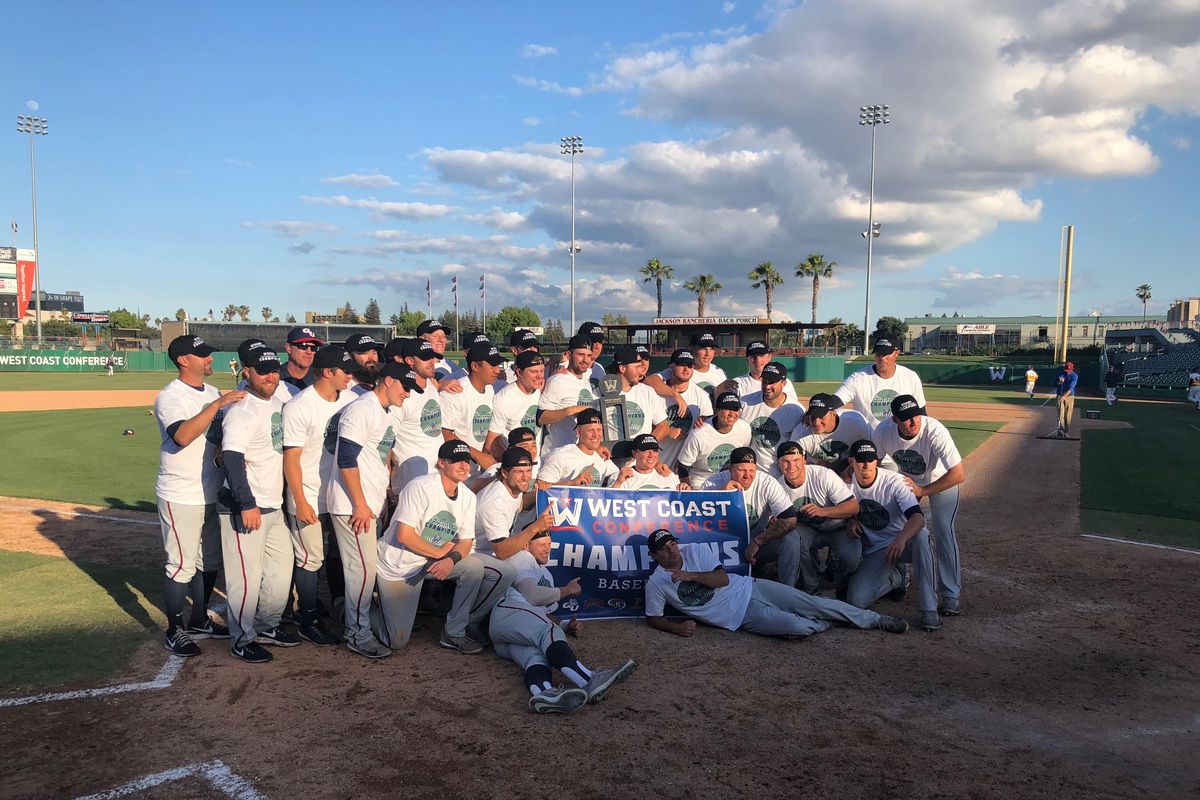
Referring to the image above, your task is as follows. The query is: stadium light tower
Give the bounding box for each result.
[16,113,48,346]
[561,135,583,332]
[859,104,889,356]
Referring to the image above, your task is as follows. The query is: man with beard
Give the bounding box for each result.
[537,334,599,457]
[676,391,752,489]
[344,333,383,395]
[739,362,806,476]
[830,334,926,429]
[441,342,506,474]
[485,351,546,460]
[609,346,671,448]
[791,393,873,477]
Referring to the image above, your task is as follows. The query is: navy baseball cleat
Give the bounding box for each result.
[298,622,340,646]
[186,620,231,640]
[529,687,588,714]
[164,629,201,657]
[939,598,961,616]
[231,643,273,663]
[255,626,301,647]
[877,615,909,634]
[920,611,943,632]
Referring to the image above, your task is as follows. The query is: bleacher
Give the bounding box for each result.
[1117,344,1200,388]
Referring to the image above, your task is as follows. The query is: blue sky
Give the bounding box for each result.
[3,1,1197,328]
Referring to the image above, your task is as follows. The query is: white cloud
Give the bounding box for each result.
[893,266,1060,309]
[300,195,457,219]
[25,100,38,111]
[462,207,531,231]
[1171,136,1192,150]
[321,172,400,189]
[522,116,543,126]
[522,44,558,58]
[289,241,316,254]
[242,220,339,237]
[722,2,735,14]
[224,158,256,169]
[514,75,585,96]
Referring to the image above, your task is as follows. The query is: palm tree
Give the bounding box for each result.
[639,258,674,318]
[222,304,237,322]
[237,305,251,322]
[748,261,783,320]
[795,253,837,326]
[1135,284,1152,323]
[683,274,723,317]
[261,307,273,322]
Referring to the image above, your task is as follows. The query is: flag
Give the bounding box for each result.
[426,276,431,304]
[451,275,458,298]
[480,274,486,298]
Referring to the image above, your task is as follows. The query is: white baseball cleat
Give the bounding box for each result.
[529,687,588,714]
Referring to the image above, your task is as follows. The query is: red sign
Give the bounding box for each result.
[16,258,35,318]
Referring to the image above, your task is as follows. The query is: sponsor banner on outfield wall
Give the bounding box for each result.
[653,315,761,325]
[0,350,125,371]
[956,324,996,334]
[72,312,111,324]
[535,486,750,620]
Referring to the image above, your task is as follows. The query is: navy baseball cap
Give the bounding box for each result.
[849,440,879,462]
[715,391,741,411]
[312,344,352,371]
[632,433,660,451]
[438,439,474,463]
[286,326,324,345]
[416,319,447,336]
[807,393,836,417]
[635,344,651,361]
[745,340,770,357]
[891,394,926,421]
[776,440,804,459]
[401,338,438,361]
[379,362,420,391]
[670,348,695,366]
[647,528,678,552]
[168,335,215,365]
[461,331,490,349]
[237,339,280,372]
[508,426,537,446]
[501,447,536,469]
[872,336,898,355]
[466,342,506,366]
[510,329,540,348]
[690,332,717,348]
[382,337,410,361]
[575,408,603,427]
[761,362,788,384]
[514,351,544,371]
[578,321,605,342]
[611,346,640,367]
[345,333,383,353]
[728,446,757,465]
[567,333,593,351]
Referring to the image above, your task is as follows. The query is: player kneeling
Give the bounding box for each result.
[490,529,635,714]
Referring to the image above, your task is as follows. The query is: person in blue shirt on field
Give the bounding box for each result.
[1054,362,1079,435]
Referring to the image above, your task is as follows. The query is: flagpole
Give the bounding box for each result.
[481,275,487,334]
[426,274,432,321]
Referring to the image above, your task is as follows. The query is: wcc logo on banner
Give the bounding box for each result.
[535,487,751,620]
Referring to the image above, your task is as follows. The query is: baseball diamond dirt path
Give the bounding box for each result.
[2,405,1198,799]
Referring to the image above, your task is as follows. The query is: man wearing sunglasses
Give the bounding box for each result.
[279,326,325,397]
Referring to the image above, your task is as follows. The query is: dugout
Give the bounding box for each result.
[602,316,837,355]
[160,320,394,353]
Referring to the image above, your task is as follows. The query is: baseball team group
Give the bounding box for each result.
[154,319,968,713]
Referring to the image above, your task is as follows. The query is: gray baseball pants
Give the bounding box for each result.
[739,578,881,637]
[927,486,961,604]
[847,528,937,613]
[219,509,293,648]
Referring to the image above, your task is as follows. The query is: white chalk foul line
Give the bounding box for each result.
[1081,533,1200,555]
[3,505,159,527]
[74,759,265,800]
[0,656,183,708]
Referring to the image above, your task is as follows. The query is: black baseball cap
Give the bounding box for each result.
[379,362,420,391]
[872,336,898,355]
[345,333,383,353]
[575,408,603,427]
[647,528,678,552]
[510,329,540,348]
[508,427,537,446]
[438,439,474,463]
[168,335,215,365]
[670,348,695,366]
[761,362,788,385]
[776,440,804,458]
[286,326,324,345]
[807,393,836,417]
[313,344,352,371]
[635,344,651,361]
[401,338,438,361]
[501,447,536,469]
[466,342,506,366]
[578,321,605,342]
[715,391,741,411]
[728,446,757,465]
[891,394,926,421]
[514,351,544,371]
[690,332,717,348]
[237,338,281,372]
[461,331,490,349]
[849,439,879,462]
[416,319,447,336]
[745,340,770,357]
[567,333,593,351]
[611,346,640,367]
[632,433,660,451]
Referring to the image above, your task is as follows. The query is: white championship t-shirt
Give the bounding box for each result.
[473,478,524,555]
[440,376,495,463]
[221,392,286,509]
[791,410,874,470]
[659,364,728,396]
[702,469,793,536]
[659,381,714,469]
[489,382,541,440]
[617,467,679,490]
[390,379,444,491]
[539,444,619,488]
[620,383,668,439]
[872,416,962,487]
[433,357,465,383]
[377,473,476,582]
[282,385,356,514]
[504,549,557,611]
[834,364,927,428]
[778,464,854,531]
[644,543,752,631]
[850,469,922,554]
[155,379,224,505]
[326,392,396,517]
[739,392,807,475]
[538,371,598,454]
[732,372,798,402]
[676,419,752,489]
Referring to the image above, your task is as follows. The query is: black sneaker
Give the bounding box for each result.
[186,620,231,640]
[886,572,911,602]
[231,642,273,663]
[878,615,909,634]
[255,626,301,647]
[297,622,339,646]
[164,629,201,657]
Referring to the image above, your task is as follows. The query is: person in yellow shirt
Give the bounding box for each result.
[1024,366,1039,400]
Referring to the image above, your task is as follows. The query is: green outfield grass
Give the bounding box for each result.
[1076,398,1200,549]
[791,381,1042,406]
[0,371,238,391]
[0,549,162,692]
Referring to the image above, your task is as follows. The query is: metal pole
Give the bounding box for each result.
[1059,225,1075,360]
[863,123,876,356]
[28,128,43,346]
[569,149,576,333]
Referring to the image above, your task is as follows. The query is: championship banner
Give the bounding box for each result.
[16,249,36,318]
[534,486,750,620]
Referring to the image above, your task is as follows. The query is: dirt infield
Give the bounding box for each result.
[3,403,1198,799]
[0,389,159,412]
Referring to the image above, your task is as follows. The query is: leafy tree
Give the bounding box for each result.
[364,298,382,325]
[107,308,142,330]
[601,313,629,325]
[222,304,237,322]
[830,319,861,353]
[25,318,81,338]
[795,254,836,326]
[683,274,723,317]
[270,316,280,323]
[1135,283,1152,322]
[286,314,297,324]
[639,258,674,318]
[748,261,783,320]
[390,303,427,336]
[488,306,541,343]
[236,305,251,322]
[174,308,187,322]
[874,316,908,349]
[543,318,566,345]
[261,307,273,322]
